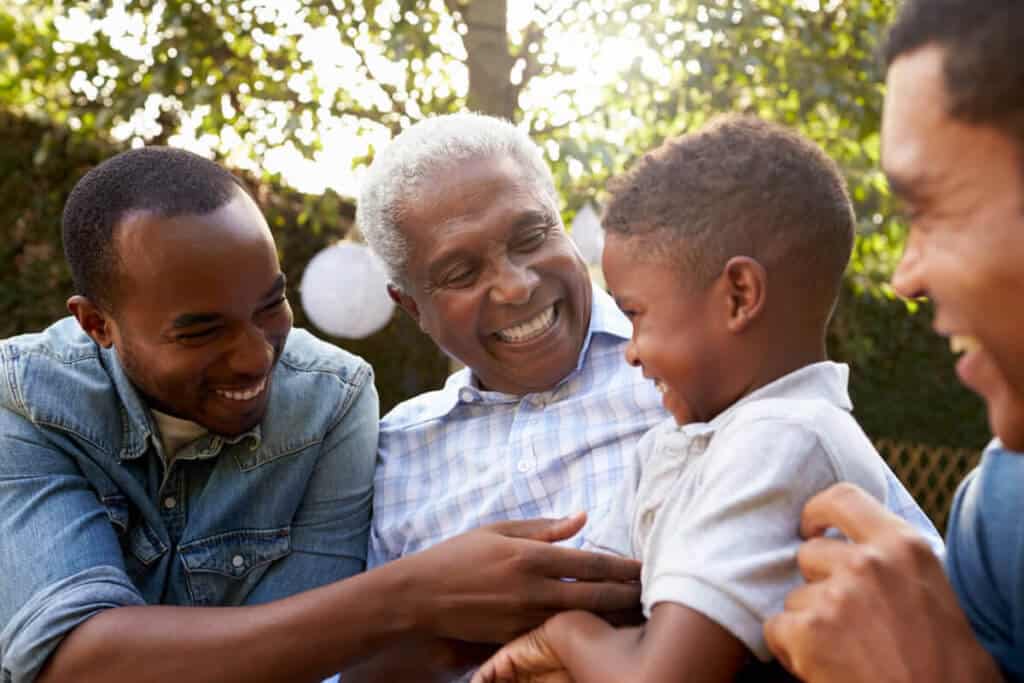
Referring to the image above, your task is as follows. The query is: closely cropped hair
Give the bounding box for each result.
[603,115,855,300]
[884,0,1024,149]
[358,112,558,290]
[62,146,246,309]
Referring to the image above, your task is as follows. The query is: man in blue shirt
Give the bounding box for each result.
[0,147,643,683]
[765,1,1024,681]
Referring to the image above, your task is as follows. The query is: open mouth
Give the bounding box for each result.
[214,377,267,402]
[494,304,557,344]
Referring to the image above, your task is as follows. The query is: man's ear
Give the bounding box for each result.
[721,256,766,333]
[67,295,116,348]
[387,283,421,324]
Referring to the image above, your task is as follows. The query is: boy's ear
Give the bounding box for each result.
[721,256,766,333]
[387,283,421,324]
[67,295,116,348]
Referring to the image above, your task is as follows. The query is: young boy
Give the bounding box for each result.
[472,115,892,682]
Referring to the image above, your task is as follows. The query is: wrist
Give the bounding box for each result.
[368,555,432,636]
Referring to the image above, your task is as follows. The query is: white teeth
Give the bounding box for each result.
[950,335,981,355]
[216,377,267,401]
[495,305,556,343]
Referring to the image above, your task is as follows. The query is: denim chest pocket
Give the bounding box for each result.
[178,527,291,606]
[102,495,168,580]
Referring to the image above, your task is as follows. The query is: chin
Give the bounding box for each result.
[988,402,1024,453]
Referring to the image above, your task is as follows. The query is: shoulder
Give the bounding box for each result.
[945,442,1024,674]
[265,329,375,435]
[278,328,372,386]
[712,401,886,499]
[947,443,1024,589]
[0,319,123,443]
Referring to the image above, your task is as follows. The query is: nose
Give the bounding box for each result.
[624,339,641,367]
[227,323,275,378]
[490,258,539,306]
[891,229,927,300]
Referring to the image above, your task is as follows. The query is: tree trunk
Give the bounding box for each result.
[462,0,516,120]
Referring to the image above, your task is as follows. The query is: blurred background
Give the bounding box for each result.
[0,0,987,525]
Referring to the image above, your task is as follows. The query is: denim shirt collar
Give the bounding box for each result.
[417,283,632,421]
[101,344,262,462]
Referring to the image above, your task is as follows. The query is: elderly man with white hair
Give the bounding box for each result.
[346,112,942,680]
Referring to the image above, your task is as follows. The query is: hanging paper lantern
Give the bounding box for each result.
[300,242,395,339]
[570,202,604,266]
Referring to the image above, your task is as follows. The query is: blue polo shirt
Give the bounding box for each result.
[945,440,1024,682]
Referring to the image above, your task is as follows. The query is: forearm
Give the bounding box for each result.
[547,611,646,683]
[39,559,426,683]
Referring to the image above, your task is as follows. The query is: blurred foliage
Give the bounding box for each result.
[0,111,448,414]
[0,0,990,445]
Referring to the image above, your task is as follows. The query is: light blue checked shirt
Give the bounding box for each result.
[367,284,942,568]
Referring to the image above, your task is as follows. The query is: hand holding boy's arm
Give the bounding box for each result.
[474,604,749,683]
[764,484,1004,683]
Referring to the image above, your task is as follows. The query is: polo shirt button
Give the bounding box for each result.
[516,459,533,473]
[232,555,245,568]
[459,388,475,402]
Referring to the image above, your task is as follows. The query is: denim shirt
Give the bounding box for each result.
[0,318,378,683]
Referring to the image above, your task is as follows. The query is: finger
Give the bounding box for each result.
[780,581,823,612]
[488,513,587,542]
[796,536,861,582]
[763,611,800,677]
[545,576,641,613]
[522,543,641,582]
[799,482,905,542]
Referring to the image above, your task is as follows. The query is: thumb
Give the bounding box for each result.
[488,512,587,542]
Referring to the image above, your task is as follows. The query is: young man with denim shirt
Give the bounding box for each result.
[351,112,943,679]
[0,147,645,683]
[764,1,1024,681]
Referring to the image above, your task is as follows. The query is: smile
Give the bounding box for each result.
[495,305,557,344]
[215,377,267,402]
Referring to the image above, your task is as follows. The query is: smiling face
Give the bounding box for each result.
[602,233,743,424]
[392,154,592,395]
[884,45,1024,449]
[97,189,292,436]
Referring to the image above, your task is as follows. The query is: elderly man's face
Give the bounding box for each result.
[884,45,1024,449]
[392,154,592,395]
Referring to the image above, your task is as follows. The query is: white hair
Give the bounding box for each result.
[357,112,558,291]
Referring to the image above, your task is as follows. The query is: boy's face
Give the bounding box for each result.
[603,233,739,424]
[391,154,593,396]
[884,45,1024,450]
[101,189,293,436]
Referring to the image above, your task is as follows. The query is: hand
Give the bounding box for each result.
[471,621,571,683]
[764,483,1003,683]
[404,513,641,643]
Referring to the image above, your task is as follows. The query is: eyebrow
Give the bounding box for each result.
[169,273,287,329]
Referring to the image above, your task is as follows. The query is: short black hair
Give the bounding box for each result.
[603,115,854,312]
[62,146,247,309]
[884,0,1024,148]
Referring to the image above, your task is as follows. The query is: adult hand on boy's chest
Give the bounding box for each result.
[763,484,1002,683]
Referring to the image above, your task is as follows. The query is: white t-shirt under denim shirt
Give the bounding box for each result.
[583,362,892,661]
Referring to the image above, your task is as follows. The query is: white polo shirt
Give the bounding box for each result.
[585,361,890,661]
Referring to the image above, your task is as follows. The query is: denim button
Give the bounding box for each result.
[163,497,177,510]
[231,555,245,568]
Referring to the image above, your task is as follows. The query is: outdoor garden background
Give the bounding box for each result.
[0,0,986,528]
